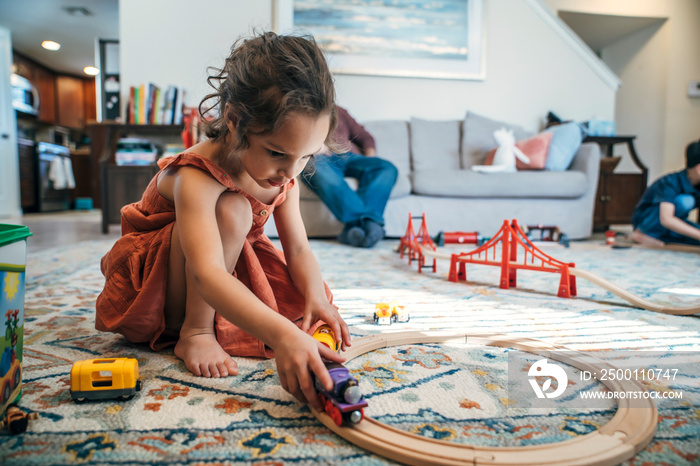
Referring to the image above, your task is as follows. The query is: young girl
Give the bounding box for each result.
[96,32,351,411]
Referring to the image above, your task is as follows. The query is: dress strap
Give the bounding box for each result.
[157,151,296,208]
[158,152,238,191]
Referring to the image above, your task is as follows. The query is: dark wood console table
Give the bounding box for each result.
[585,135,648,230]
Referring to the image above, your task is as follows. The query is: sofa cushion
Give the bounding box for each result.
[410,118,462,171]
[484,131,554,170]
[362,120,410,174]
[462,111,532,169]
[362,119,412,198]
[412,169,588,198]
[543,122,585,171]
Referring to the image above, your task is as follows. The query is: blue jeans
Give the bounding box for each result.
[635,194,700,245]
[302,152,398,226]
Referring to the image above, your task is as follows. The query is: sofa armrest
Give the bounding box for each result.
[569,142,601,179]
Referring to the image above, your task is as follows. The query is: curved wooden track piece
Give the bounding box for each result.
[569,268,700,315]
[311,332,657,466]
[418,248,700,315]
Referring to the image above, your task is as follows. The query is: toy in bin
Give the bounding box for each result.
[373,302,409,325]
[70,358,141,402]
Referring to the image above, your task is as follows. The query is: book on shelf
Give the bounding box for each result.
[124,83,186,125]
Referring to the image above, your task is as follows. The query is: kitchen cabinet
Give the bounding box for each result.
[13,52,56,122]
[17,138,37,211]
[32,65,56,123]
[56,75,85,128]
[13,51,96,127]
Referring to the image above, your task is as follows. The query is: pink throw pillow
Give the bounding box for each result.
[484,131,554,170]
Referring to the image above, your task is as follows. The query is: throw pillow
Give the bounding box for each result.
[410,118,462,171]
[484,131,554,170]
[461,111,532,169]
[543,122,585,171]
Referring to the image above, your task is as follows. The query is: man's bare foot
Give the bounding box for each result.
[631,229,666,248]
[174,330,239,378]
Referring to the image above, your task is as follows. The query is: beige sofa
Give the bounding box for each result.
[266,112,601,241]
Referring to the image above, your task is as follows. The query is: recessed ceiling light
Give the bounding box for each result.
[41,40,61,51]
[83,66,100,76]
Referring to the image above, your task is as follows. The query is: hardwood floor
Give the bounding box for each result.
[2,210,120,253]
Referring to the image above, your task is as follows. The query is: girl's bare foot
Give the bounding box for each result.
[631,229,665,248]
[174,330,239,378]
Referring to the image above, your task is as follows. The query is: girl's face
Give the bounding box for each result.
[237,112,331,190]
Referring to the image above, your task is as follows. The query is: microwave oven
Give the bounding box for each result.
[11,73,40,116]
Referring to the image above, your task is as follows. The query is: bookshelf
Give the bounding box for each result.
[89,122,182,233]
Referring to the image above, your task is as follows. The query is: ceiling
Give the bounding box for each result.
[558,10,667,53]
[0,0,118,76]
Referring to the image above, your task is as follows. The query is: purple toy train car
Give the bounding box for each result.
[315,362,368,426]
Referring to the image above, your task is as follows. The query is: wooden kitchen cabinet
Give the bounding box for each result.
[56,75,85,128]
[13,51,96,127]
[33,65,56,123]
[17,138,37,211]
[12,52,56,122]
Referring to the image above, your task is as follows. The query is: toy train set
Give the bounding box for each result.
[312,325,368,426]
[400,212,700,315]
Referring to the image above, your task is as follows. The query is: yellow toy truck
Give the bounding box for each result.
[374,302,410,325]
[70,358,141,402]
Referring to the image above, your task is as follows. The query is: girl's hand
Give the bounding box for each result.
[274,331,345,411]
[300,300,352,351]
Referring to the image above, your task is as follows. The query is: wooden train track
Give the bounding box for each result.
[310,332,657,466]
[417,247,700,315]
[400,215,700,316]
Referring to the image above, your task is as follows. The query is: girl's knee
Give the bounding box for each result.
[215,192,252,237]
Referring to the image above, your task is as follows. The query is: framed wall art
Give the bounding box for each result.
[274,0,485,80]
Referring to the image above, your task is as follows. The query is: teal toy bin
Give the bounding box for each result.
[0,224,31,416]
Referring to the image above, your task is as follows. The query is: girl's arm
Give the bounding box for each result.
[273,179,351,350]
[172,167,343,409]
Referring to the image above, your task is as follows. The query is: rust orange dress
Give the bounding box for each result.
[96,152,332,358]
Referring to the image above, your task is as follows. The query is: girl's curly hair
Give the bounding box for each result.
[199,32,338,152]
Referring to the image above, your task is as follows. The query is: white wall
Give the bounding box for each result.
[119,0,271,118]
[120,0,616,135]
[603,20,668,179]
[544,0,700,183]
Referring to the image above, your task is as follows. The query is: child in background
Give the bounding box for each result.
[96,32,351,411]
[631,140,700,246]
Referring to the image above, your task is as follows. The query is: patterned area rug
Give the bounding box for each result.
[1,237,699,465]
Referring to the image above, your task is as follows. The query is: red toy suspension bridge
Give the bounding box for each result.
[399,213,700,315]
